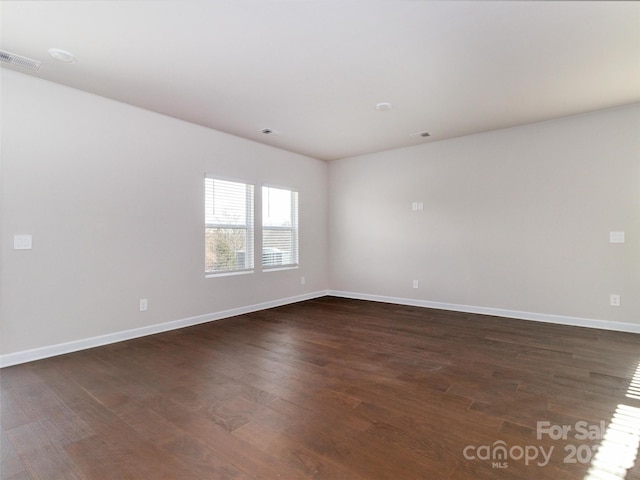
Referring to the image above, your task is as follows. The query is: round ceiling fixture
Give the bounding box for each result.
[375,102,393,112]
[48,48,76,63]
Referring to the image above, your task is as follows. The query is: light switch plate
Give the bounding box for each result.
[14,234,32,250]
[610,231,625,243]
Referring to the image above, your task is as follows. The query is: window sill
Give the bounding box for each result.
[205,269,254,279]
[262,265,299,273]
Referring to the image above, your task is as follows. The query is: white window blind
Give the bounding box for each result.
[205,177,254,274]
[262,186,298,269]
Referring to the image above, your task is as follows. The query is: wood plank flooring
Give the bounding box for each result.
[2,296,640,479]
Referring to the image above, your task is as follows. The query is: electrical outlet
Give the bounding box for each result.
[301,276,306,285]
[139,298,148,311]
[412,280,419,289]
[610,294,621,307]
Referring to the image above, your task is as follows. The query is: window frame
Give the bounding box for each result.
[204,175,255,276]
[261,184,299,270]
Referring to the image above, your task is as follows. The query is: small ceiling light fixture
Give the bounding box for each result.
[375,102,393,112]
[259,128,281,135]
[48,48,76,63]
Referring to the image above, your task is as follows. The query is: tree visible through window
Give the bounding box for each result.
[205,178,254,274]
[262,185,298,268]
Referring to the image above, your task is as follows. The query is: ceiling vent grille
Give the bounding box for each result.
[0,50,42,71]
[410,131,431,138]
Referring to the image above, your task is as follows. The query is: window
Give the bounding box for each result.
[205,177,254,274]
[262,185,298,269]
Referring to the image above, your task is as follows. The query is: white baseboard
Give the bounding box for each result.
[0,290,329,368]
[3,289,637,368]
[328,290,640,334]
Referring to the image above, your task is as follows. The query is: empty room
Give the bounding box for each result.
[1,1,639,479]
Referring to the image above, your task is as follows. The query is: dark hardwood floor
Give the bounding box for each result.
[2,296,640,479]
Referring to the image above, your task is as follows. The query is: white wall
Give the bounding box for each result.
[2,69,638,366]
[329,103,640,329]
[0,70,329,362]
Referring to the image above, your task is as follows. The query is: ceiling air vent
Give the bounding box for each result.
[0,50,42,71]
[410,131,431,138]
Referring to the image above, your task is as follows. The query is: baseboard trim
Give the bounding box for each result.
[4,289,637,368]
[328,290,640,334]
[0,290,330,368]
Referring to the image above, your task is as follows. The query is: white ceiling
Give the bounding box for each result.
[2,1,639,161]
